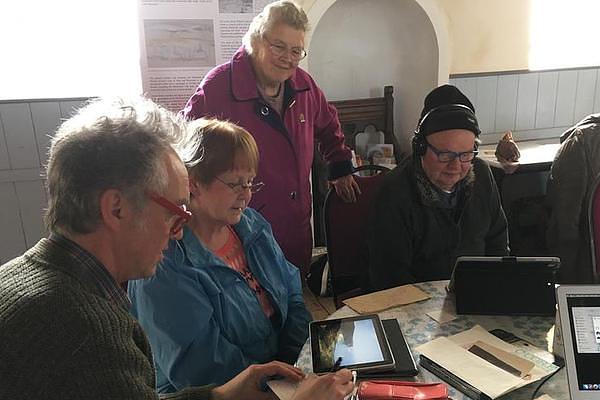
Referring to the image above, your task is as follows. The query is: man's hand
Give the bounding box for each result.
[292,369,354,400]
[211,361,304,400]
[329,174,361,203]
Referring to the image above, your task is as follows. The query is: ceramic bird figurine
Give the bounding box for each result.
[495,131,521,162]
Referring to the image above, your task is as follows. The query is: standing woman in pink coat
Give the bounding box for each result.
[180,0,359,274]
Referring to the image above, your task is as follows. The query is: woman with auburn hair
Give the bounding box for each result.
[129,118,311,392]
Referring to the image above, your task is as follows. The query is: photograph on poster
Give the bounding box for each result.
[144,19,215,68]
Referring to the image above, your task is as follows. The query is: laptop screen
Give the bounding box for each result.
[564,293,600,390]
[558,285,600,400]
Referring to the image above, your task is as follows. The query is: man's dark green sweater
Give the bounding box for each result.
[368,157,509,290]
[0,238,214,400]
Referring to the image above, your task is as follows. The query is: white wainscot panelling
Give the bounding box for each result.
[535,71,559,129]
[594,72,600,113]
[452,67,600,140]
[0,182,26,264]
[30,102,62,166]
[554,70,578,127]
[474,76,498,135]
[15,180,47,248]
[495,75,519,132]
[573,69,598,123]
[0,113,10,170]
[515,73,539,131]
[0,103,40,169]
[59,100,87,119]
[452,78,477,107]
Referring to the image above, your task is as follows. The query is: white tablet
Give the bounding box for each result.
[309,314,395,374]
[557,285,600,400]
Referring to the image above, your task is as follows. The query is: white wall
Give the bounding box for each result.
[437,0,531,74]
[0,99,86,264]
[307,0,439,153]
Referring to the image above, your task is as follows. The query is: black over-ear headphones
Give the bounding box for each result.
[412,104,480,157]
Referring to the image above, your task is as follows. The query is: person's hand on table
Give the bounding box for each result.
[211,361,304,400]
[330,174,361,203]
[292,369,354,400]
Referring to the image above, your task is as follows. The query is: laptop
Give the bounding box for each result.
[449,256,560,315]
[557,285,600,400]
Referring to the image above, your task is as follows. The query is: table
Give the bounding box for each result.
[478,140,562,256]
[296,281,568,400]
[478,139,561,174]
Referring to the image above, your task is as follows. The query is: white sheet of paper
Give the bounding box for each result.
[267,376,356,400]
[426,301,457,324]
[267,379,300,400]
[449,325,559,376]
[417,336,523,399]
[417,325,560,399]
[535,395,556,400]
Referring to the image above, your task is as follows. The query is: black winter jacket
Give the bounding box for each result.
[547,114,600,283]
[368,157,509,290]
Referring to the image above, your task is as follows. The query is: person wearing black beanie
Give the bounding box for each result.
[367,85,509,290]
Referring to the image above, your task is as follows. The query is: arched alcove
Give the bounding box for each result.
[304,0,448,152]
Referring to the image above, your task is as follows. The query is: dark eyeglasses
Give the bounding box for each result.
[215,177,265,194]
[426,141,478,163]
[146,192,192,235]
[263,36,307,61]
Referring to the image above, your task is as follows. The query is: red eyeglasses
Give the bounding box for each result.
[146,192,192,235]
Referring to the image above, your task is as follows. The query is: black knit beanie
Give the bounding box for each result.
[418,84,480,137]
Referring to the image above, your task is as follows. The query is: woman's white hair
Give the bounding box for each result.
[242,0,309,55]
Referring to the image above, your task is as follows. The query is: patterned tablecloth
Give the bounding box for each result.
[296,280,568,400]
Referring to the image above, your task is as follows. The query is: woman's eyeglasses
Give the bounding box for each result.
[146,192,192,235]
[215,177,265,194]
[426,141,478,163]
[263,36,307,61]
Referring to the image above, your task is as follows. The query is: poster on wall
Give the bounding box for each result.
[138,0,273,111]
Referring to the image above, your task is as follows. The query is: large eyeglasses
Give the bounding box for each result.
[146,192,192,235]
[215,177,265,194]
[426,141,478,163]
[263,36,307,61]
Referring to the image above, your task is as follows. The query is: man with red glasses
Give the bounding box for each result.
[0,97,353,400]
[367,85,509,290]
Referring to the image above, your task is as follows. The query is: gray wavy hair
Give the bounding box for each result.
[242,0,309,55]
[45,96,185,235]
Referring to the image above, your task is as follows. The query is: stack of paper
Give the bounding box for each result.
[416,326,559,400]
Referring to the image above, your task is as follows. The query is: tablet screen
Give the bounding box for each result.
[565,293,600,391]
[310,314,394,373]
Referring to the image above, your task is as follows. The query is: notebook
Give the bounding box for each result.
[557,285,600,400]
[449,256,560,316]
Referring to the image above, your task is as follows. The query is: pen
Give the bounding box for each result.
[350,370,358,400]
[331,356,343,372]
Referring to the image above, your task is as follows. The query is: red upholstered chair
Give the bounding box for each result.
[324,164,390,308]
[588,173,600,281]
